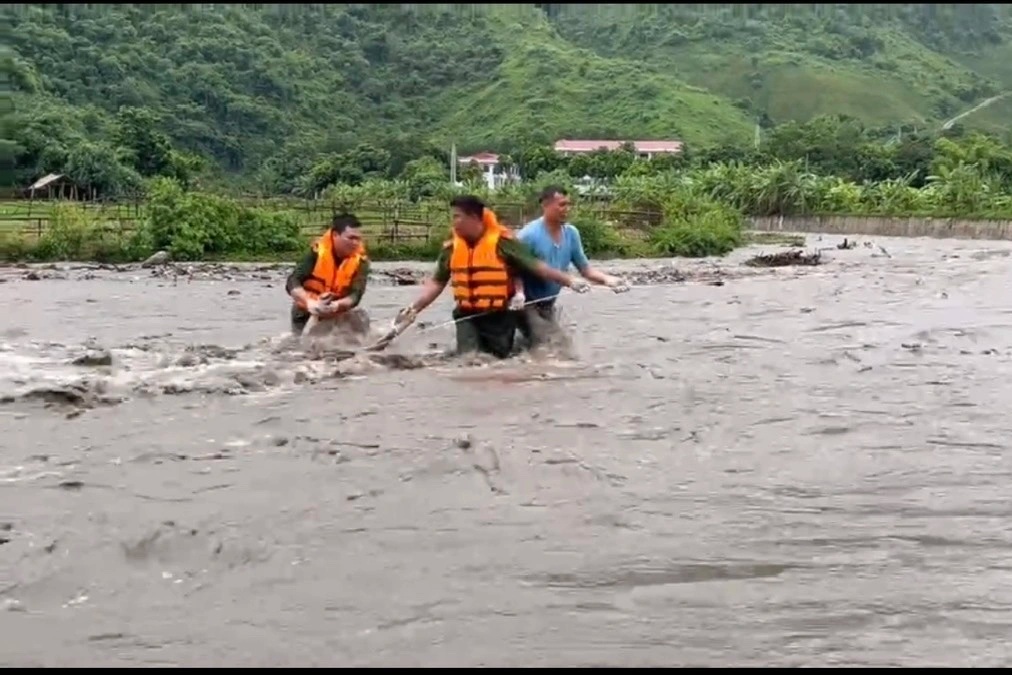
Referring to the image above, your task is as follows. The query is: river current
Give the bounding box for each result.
[2,234,1011,666]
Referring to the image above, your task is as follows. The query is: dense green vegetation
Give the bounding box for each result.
[5,125,1012,265]
[4,3,1012,263]
[6,3,1012,195]
[550,4,1012,130]
[3,3,754,194]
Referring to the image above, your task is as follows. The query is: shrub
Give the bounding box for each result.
[649,211,743,258]
[648,191,744,258]
[31,203,96,260]
[140,177,303,259]
[569,214,626,257]
[239,208,302,254]
[0,231,33,262]
[367,237,443,262]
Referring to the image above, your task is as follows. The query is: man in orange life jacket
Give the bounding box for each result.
[394,195,590,358]
[286,213,371,337]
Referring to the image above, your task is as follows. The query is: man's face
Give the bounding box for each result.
[451,207,483,242]
[331,227,363,256]
[542,192,570,222]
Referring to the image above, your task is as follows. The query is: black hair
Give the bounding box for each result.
[330,212,362,234]
[449,194,486,219]
[539,185,568,204]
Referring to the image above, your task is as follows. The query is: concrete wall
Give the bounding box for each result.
[748,215,1012,241]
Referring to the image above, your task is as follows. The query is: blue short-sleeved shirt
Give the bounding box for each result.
[517,217,590,302]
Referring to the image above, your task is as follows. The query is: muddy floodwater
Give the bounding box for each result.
[2,234,1012,667]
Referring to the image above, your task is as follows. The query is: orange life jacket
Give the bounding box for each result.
[295,230,365,310]
[482,207,510,235]
[448,213,515,312]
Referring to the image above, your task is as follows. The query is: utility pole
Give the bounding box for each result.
[450,142,457,185]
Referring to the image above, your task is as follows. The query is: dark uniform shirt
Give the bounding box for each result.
[286,249,371,329]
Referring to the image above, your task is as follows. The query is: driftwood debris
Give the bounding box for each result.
[745,249,822,268]
[380,268,425,286]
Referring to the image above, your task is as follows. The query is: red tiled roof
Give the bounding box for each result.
[554,139,683,153]
[631,140,684,153]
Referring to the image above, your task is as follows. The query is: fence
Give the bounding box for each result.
[0,197,662,243]
[748,215,1012,241]
[8,196,1012,244]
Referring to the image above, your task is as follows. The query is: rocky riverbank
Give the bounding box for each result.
[0,234,870,286]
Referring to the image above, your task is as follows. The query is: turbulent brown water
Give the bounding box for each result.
[2,234,1012,667]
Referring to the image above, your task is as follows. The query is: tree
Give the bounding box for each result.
[514,144,564,181]
[112,107,175,177]
[64,141,141,198]
[402,155,448,200]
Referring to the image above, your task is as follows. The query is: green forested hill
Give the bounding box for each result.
[5,3,1012,194]
[548,4,1012,130]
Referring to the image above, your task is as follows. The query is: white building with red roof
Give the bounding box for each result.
[456,152,520,191]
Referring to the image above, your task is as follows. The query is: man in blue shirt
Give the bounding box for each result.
[515,185,628,348]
